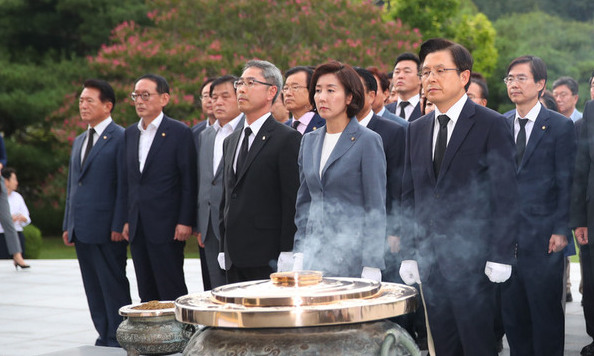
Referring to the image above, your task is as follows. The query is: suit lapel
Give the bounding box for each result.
[519,106,549,170]
[202,127,217,178]
[236,116,275,182]
[130,125,141,176]
[438,102,475,181]
[420,113,438,186]
[321,117,359,178]
[80,123,116,176]
[310,126,325,186]
[214,115,245,179]
[142,116,170,174]
[72,135,84,176]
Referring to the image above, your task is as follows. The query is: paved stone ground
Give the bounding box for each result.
[0,259,589,355]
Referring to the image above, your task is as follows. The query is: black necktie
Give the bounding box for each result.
[398,101,410,119]
[82,128,95,166]
[516,118,529,166]
[236,127,252,175]
[292,120,300,130]
[434,115,449,178]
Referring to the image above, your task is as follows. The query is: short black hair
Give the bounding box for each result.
[507,56,547,97]
[419,38,473,91]
[353,67,378,94]
[1,167,15,180]
[394,52,421,71]
[367,66,390,92]
[209,75,238,96]
[540,90,559,112]
[552,76,579,95]
[470,72,489,100]
[200,77,217,94]
[285,66,315,89]
[82,79,116,112]
[136,74,170,94]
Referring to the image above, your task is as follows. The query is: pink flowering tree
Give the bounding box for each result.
[42,0,421,231]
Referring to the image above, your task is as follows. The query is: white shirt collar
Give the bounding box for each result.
[358,109,374,128]
[434,94,468,125]
[516,102,542,123]
[137,112,164,132]
[398,93,420,107]
[89,116,113,136]
[243,112,270,137]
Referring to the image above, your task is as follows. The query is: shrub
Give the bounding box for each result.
[23,224,42,259]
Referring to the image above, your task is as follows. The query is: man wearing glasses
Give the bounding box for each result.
[218,60,301,283]
[283,66,325,134]
[398,38,518,355]
[122,74,197,302]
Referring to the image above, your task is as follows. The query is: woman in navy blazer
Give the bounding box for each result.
[293,61,386,279]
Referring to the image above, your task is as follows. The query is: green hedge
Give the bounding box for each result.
[23,224,42,259]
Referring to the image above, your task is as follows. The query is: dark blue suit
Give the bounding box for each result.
[385,101,422,122]
[285,112,326,134]
[401,98,518,355]
[63,121,131,347]
[501,106,575,356]
[123,115,197,301]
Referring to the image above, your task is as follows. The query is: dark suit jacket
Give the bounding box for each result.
[385,101,422,122]
[192,120,209,152]
[367,114,407,236]
[380,108,409,128]
[196,116,244,242]
[123,115,197,243]
[286,112,326,134]
[401,99,518,281]
[220,115,301,268]
[63,121,125,243]
[506,107,575,255]
[571,101,594,233]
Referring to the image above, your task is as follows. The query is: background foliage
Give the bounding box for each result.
[0,0,593,239]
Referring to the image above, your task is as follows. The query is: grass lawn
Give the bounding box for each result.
[38,236,200,259]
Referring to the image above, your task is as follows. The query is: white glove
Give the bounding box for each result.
[484,261,512,283]
[277,252,294,272]
[399,260,421,285]
[292,252,304,271]
[361,267,382,282]
[217,252,226,270]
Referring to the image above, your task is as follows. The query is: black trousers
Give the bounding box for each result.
[423,266,497,356]
[130,223,187,302]
[74,238,131,347]
[501,252,564,356]
[583,244,594,340]
[226,264,274,284]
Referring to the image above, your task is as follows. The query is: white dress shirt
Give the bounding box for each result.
[431,94,467,159]
[514,102,541,144]
[0,191,31,233]
[213,114,243,174]
[357,110,374,128]
[233,113,270,173]
[397,94,420,121]
[320,132,342,178]
[137,112,164,173]
[81,117,112,164]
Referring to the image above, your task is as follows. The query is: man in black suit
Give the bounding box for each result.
[398,38,518,356]
[386,53,422,122]
[218,60,301,283]
[123,74,197,301]
[501,55,575,356]
[283,66,325,134]
[63,79,130,347]
[571,99,594,356]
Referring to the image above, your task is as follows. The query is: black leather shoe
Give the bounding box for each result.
[496,338,504,353]
[582,341,594,356]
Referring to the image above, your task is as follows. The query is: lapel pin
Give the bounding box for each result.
[103,136,107,140]
[162,132,166,137]
[542,126,546,130]
[262,136,266,140]
[313,127,317,130]
[351,136,355,141]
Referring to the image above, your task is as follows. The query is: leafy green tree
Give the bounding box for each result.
[384,0,498,78]
[490,11,594,113]
[474,0,594,22]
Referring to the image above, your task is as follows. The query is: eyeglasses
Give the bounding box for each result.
[503,76,529,85]
[234,78,273,89]
[130,92,158,101]
[282,84,307,93]
[419,67,460,80]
